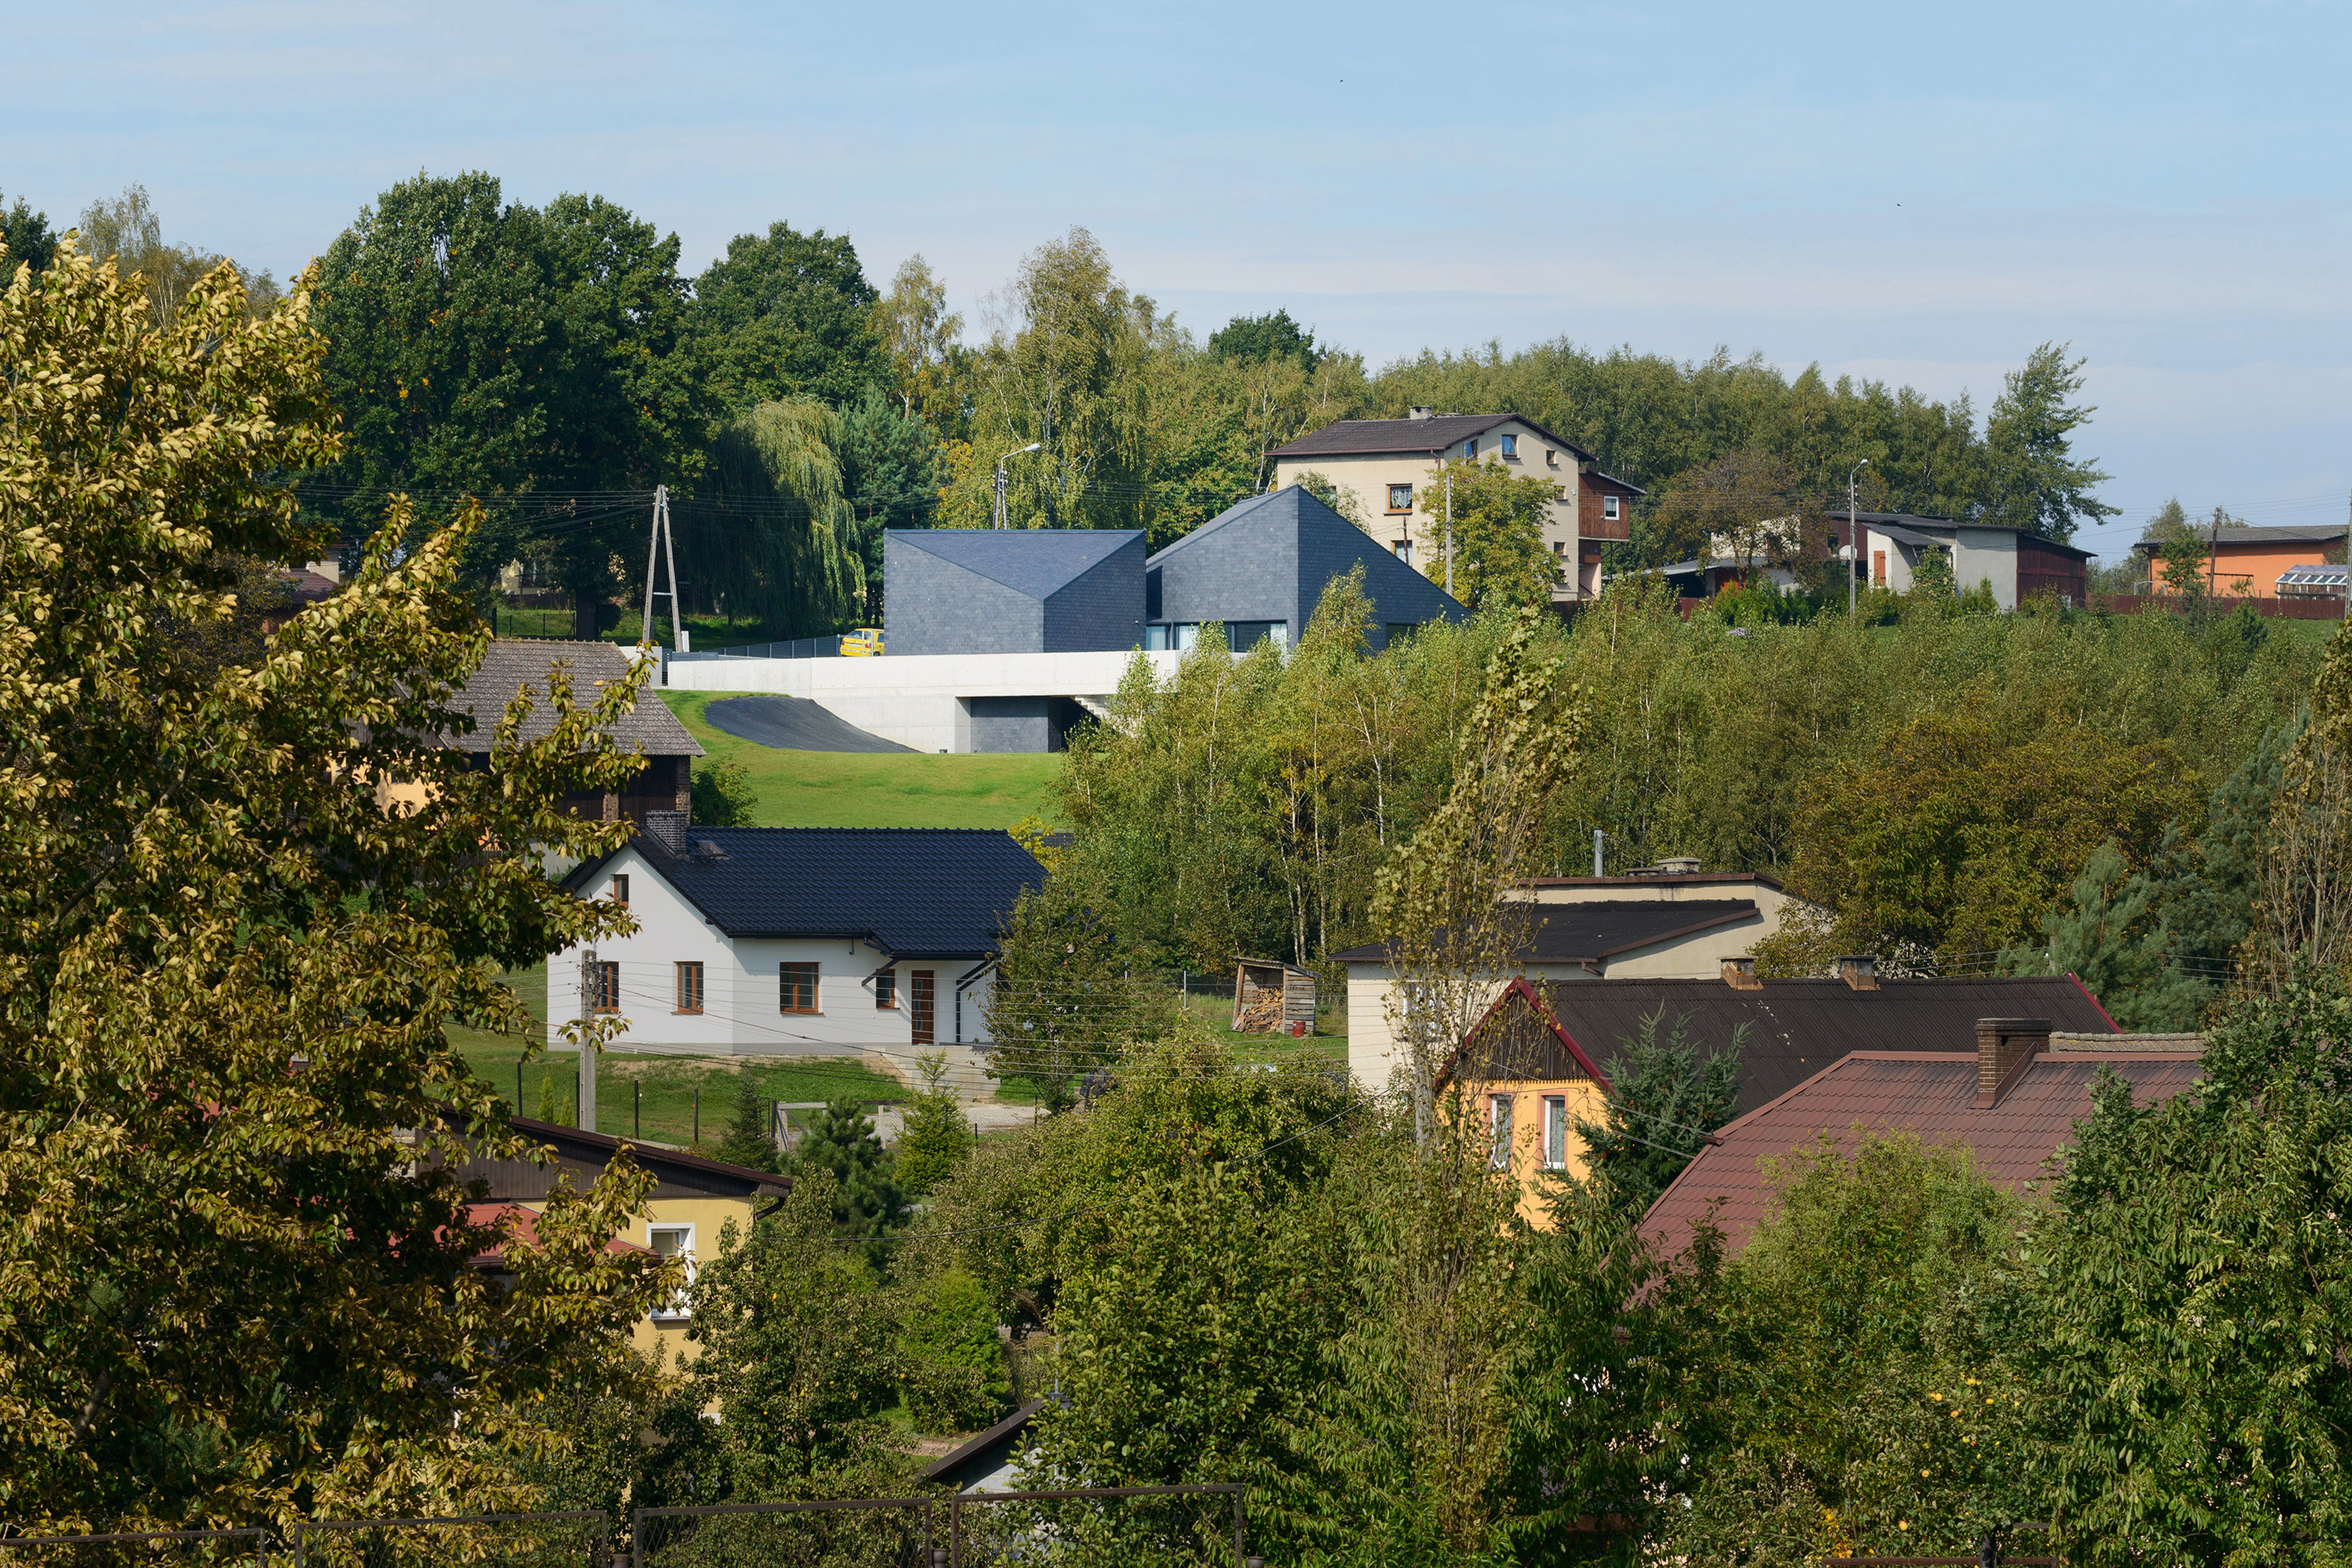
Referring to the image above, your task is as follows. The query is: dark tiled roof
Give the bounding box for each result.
[2135,523,2347,547]
[1330,900,1761,964]
[572,827,1047,956]
[924,1398,1049,1487]
[884,528,1146,601]
[1639,1050,2204,1260]
[1269,412,1594,462]
[1518,872,1788,892]
[1532,976,2118,1117]
[448,639,702,757]
[1854,512,2094,560]
[455,1116,792,1203]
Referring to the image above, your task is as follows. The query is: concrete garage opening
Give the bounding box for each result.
[959,696,1091,753]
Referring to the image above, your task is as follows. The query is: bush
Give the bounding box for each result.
[692,759,756,826]
[897,1267,1011,1433]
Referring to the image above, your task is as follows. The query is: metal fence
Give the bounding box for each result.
[292,1513,606,1568]
[0,1530,272,1568]
[635,1485,1248,1568]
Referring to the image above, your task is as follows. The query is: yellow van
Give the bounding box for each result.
[840,627,884,657]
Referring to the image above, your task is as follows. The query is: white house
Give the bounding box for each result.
[550,814,1048,1077]
[1334,868,1824,1092]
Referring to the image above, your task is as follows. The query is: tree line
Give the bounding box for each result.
[7,175,2128,641]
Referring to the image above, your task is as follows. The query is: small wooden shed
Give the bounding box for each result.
[1233,957,1316,1036]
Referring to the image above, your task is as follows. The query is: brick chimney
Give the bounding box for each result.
[1721,956,1763,991]
[1975,1018,2051,1108]
[1838,954,1879,991]
[642,808,688,857]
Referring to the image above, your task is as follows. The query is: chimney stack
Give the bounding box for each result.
[1721,956,1762,991]
[1975,1018,2051,1108]
[1408,406,1434,421]
[642,808,688,857]
[1837,954,1879,991]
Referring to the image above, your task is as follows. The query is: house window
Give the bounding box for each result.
[1545,448,1558,467]
[1393,540,1412,564]
[1602,495,1621,521]
[911,969,936,1045]
[610,875,629,906]
[875,969,898,1009]
[1499,434,1517,460]
[593,961,621,1013]
[648,1224,694,1318]
[674,961,704,1014]
[1489,1094,1513,1171]
[1543,1096,1568,1170]
[1873,550,1887,586]
[779,961,819,1013]
[1463,437,1478,460]
[1388,483,1413,513]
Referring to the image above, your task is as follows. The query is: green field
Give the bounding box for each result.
[658,690,1065,829]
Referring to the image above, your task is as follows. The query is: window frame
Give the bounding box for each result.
[610,874,630,906]
[779,960,820,1014]
[1387,483,1414,514]
[1489,1094,1514,1171]
[1499,434,1517,460]
[1602,494,1621,521]
[1545,448,1558,467]
[647,1223,696,1319]
[593,960,621,1013]
[674,960,704,1015]
[1392,540,1412,564]
[1543,1095,1569,1170]
[1463,437,1478,460]
[875,968,898,1009]
[910,969,936,1046]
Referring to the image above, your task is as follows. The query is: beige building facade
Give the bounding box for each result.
[1267,411,1643,601]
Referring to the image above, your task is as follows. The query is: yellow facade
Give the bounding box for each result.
[1468,1078,1613,1227]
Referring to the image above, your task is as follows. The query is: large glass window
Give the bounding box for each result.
[779,961,819,1013]
[1388,483,1413,512]
[648,1225,694,1318]
[1499,434,1517,459]
[674,961,704,1014]
[1544,1096,1568,1169]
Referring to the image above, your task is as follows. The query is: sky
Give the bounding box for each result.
[6,0,2348,564]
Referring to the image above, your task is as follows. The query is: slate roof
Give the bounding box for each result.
[447,639,703,757]
[1638,1049,2205,1261]
[1330,901,1762,966]
[1147,484,1465,629]
[1268,412,1594,462]
[568,827,1047,956]
[453,1116,793,1204]
[1517,975,2118,1118]
[884,528,1146,601]
[2134,523,2347,548]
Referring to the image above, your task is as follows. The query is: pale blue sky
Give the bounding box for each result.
[7,0,2348,562]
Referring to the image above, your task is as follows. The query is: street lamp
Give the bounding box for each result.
[1846,458,1869,620]
[994,441,1043,529]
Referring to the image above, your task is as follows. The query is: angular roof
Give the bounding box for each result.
[568,827,1047,957]
[1269,412,1595,463]
[1853,512,2094,560]
[1638,1049,2204,1261]
[448,639,702,757]
[885,528,1145,601]
[1330,900,1762,966]
[1146,484,1466,629]
[1519,975,2118,1118]
[924,1398,1049,1488]
[452,1116,792,1204]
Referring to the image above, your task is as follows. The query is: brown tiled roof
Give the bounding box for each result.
[445,639,703,757]
[1268,412,1594,462]
[1638,1050,2204,1262]
[1535,976,2118,1117]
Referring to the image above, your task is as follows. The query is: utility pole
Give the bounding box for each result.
[1444,464,1455,598]
[1846,458,1869,621]
[638,485,684,651]
[994,442,1042,529]
[1592,827,1605,877]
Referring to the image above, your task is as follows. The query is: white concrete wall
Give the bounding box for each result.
[551,847,1001,1063]
[1953,528,2020,608]
[665,648,1185,752]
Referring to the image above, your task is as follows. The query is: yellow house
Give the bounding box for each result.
[1437,978,1614,1227]
[455,1115,788,1366]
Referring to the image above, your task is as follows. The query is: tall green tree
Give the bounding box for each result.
[676,398,866,638]
[1977,341,2117,545]
[73,184,280,326]
[691,220,886,412]
[715,1074,779,1173]
[1208,307,1321,373]
[0,247,670,1528]
[2,187,59,277]
[870,252,966,433]
[787,1100,903,1264]
[1572,1010,1744,1219]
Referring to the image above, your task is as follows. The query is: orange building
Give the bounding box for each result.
[2132,523,2347,597]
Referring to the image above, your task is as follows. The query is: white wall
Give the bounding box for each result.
[665,648,1185,752]
[1953,528,2020,608]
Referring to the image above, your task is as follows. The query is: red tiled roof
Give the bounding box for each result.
[1638,1049,2204,1262]
[465,1200,654,1268]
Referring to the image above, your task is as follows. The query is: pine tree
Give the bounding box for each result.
[788,1100,902,1264]
[1571,1010,1744,1218]
[714,1074,778,1173]
[893,1052,972,1200]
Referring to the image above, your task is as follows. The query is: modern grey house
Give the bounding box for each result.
[884,529,1146,655]
[1145,484,1465,651]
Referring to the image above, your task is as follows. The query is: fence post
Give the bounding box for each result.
[1980,1530,1996,1568]
[1232,1487,1243,1568]
[631,1507,644,1568]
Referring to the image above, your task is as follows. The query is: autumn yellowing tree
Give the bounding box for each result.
[0,242,671,1528]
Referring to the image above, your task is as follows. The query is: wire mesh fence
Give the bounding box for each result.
[292,1513,606,1568]
[635,1486,1247,1568]
[0,1530,273,1568]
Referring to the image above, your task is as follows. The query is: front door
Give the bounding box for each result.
[911,969,935,1045]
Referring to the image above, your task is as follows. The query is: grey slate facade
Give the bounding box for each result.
[884,529,1146,656]
[1146,485,1465,651]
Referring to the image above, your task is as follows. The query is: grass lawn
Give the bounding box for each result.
[658,690,1065,830]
